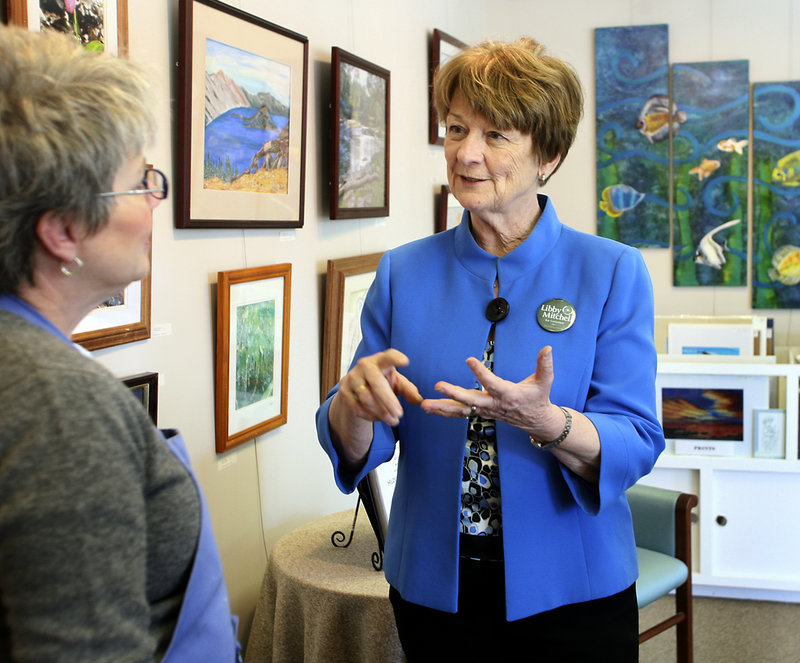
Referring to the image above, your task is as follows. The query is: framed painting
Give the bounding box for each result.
[656,373,770,457]
[429,28,467,145]
[215,264,291,453]
[594,25,670,248]
[436,184,463,233]
[122,371,159,424]
[321,252,382,400]
[176,0,308,228]
[7,0,128,54]
[330,47,390,219]
[753,408,785,459]
[72,271,151,351]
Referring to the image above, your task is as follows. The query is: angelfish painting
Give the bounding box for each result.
[203,38,291,194]
[594,24,671,248]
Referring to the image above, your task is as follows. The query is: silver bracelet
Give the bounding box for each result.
[530,407,572,450]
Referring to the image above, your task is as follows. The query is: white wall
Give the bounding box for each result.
[90,0,800,644]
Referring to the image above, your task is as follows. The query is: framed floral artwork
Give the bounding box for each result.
[7,0,128,54]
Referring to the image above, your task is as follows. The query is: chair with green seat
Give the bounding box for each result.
[627,483,699,663]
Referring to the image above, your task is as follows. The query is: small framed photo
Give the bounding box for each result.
[436,184,464,233]
[753,408,785,459]
[428,28,467,145]
[8,0,129,54]
[330,47,390,219]
[320,253,382,400]
[122,372,159,425]
[176,0,308,228]
[215,264,291,453]
[72,267,151,351]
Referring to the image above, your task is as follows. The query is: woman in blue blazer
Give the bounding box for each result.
[317,37,664,662]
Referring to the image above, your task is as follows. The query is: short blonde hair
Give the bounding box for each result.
[433,37,583,171]
[0,25,156,293]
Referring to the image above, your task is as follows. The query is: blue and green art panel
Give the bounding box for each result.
[595,24,671,248]
[752,81,800,309]
[672,60,749,286]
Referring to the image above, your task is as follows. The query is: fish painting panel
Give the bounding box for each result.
[594,25,671,248]
[672,60,749,286]
[752,81,800,308]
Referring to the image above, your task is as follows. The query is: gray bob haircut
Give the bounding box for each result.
[0,25,157,293]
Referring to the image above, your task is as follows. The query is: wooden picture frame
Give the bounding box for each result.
[215,264,291,452]
[428,28,467,145]
[122,371,159,424]
[72,271,151,351]
[330,47,390,219]
[7,0,129,54]
[321,252,382,400]
[436,184,463,233]
[176,0,308,228]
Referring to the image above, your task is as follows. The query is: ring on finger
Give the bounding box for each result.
[470,405,477,416]
[354,383,368,403]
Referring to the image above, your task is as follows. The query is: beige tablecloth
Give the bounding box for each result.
[245,509,405,663]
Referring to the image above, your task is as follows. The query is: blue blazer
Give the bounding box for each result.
[317,196,665,621]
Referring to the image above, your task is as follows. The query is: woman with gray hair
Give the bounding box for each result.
[0,25,240,662]
[317,37,664,661]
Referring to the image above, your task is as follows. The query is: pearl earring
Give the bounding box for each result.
[538,173,547,186]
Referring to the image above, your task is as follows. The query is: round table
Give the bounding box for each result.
[245,508,405,662]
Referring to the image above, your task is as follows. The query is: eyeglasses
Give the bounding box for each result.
[96,168,169,200]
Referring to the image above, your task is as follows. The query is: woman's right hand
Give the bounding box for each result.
[328,349,422,468]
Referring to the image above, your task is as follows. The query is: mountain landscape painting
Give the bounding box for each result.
[203,38,291,194]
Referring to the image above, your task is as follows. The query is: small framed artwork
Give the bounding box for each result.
[7,0,128,54]
[753,409,785,459]
[428,28,467,145]
[215,263,291,453]
[122,372,159,425]
[72,270,151,351]
[436,184,464,233]
[176,0,308,228]
[330,47,390,219]
[656,373,771,457]
[321,252,382,400]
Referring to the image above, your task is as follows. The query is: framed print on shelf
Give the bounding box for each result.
[330,47,390,220]
[72,270,151,351]
[176,0,308,228]
[215,264,291,453]
[753,409,785,459]
[428,28,467,145]
[436,184,463,233]
[122,372,159,425]
[656,373,771,457]
[7,0,128,54]
[321,252,382,401]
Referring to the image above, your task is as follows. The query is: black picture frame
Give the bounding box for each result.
[330,47,390,219]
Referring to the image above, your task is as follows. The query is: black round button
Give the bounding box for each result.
[485,298,509,322]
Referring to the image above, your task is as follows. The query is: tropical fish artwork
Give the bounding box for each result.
[594,25,670,248]
[717,138,748,155]
[768,245,800,286]
[688,158,721,181]
[752,81,800,308]
[771,150,800,187]
[598,184,646,217]
[694,219,741,269]
[636,94,687,143]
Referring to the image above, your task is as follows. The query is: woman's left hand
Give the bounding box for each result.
[421,345,559,433]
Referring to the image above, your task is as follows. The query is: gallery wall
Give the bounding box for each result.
[66,0,800,644]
